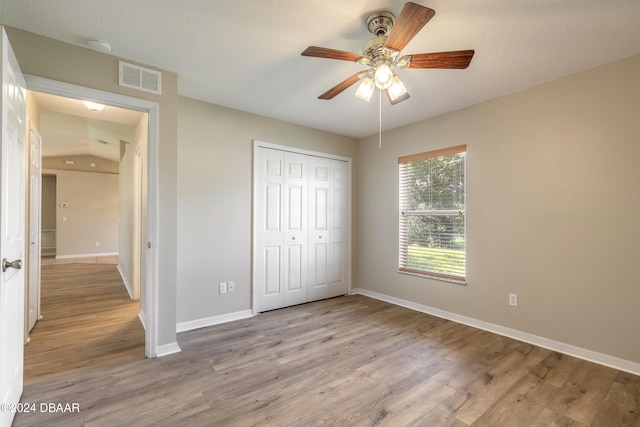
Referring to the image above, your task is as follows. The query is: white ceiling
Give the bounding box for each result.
[31,92,143,127]
[2,0,640,139]
[32,91,142,162]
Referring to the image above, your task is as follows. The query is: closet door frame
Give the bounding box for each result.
[252,140,352,315]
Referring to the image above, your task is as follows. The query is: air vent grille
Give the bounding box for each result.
[119,61,162,94]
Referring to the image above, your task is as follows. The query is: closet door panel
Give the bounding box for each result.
[308,156,331,302]
[330,160,348,296]
[255,148,286,312]
[255,145,349,312]
[263,246,281,295]
[283,153,308,306]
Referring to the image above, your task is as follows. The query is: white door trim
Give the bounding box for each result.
[24,75,161,358]
[252,140,352,315]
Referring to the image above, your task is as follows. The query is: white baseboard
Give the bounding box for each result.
[55,252,118,259]
[176,310,254,333]
[156,342,181,357]
[117,264,134,299]
[138,310,146,331]
[351,287,640,376]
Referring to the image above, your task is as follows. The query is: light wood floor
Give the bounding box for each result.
[23,260,144,382]
[15,285,640,426]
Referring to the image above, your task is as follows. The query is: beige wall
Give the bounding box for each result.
[6,26,179,347]
[176,97,358,324]
[356,54,640,364]
[53,170,119,257]
[41,175,56,231]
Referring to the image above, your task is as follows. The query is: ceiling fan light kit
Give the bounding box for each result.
[301,2,474,106]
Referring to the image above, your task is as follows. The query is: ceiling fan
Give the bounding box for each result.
[301,2,474,105]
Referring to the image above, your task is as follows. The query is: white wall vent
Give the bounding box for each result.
[119,61,162,94]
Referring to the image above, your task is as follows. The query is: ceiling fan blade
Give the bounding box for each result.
[384,2,436,52]
[318,73,362,100]
[408,50,475,69]
[301,46,364,62]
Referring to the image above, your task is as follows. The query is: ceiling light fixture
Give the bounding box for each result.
[83,101,105,112]
[302,2,475,106]
[350,12,412,107]
[302,3,475,148]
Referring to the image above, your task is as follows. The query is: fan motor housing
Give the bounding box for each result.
[366,11,395,37]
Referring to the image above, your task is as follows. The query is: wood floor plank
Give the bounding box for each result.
[547,360,619,425]
[529,408,589,427]
[590,371,640,426]
[472,373,560,426]
[441,346,549,425]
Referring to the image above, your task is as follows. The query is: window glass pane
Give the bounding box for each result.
[399,149,466,280]
[404,215,465,277]
[407,154,465,211]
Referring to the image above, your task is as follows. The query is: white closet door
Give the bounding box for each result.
[254,143,349,313]
[283,152,308,307]
[330,160,348,297]
[307,156,331,302]
[255,148,286,312]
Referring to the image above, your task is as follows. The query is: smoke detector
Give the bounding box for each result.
[88,39,111,53]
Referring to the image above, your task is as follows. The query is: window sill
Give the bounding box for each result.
[398,269,467,286]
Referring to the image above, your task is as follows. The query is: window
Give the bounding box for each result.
[399,145,466,282]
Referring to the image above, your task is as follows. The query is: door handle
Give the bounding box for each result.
[2,259,22,272]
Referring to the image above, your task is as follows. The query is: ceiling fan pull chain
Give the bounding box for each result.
[379,89,382,148]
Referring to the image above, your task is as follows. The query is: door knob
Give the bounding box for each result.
[2,259,22,272]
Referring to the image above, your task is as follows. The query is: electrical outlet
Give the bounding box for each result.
[509,293,518,307]
[228,281,235,292]
[219,282,227,294]
[95,241,100,247]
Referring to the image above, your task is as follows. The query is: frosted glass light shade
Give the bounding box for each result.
[387,75,410,105]
[373,63,394,89]
[355,77,375,102]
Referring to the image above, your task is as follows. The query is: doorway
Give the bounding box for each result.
[24,75,161,358]
[24,90,146,379]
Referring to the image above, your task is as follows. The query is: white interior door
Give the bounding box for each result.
[27,123,41,334]
[0,26,27,427]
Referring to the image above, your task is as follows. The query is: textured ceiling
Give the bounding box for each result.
[2,0,640,139]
